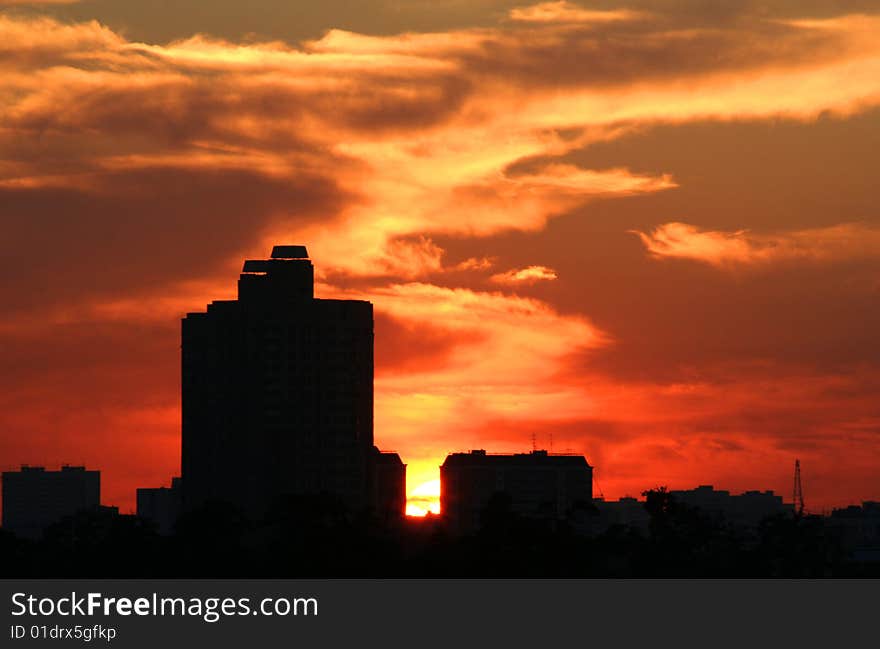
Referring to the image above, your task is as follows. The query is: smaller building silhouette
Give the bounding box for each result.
[670,485,791,528]
[441,449,592,535]
[591,496,651,535]
[827,501,880,563]
[371,449,406,520]
[137,477,182,536]
[1,465,100,539]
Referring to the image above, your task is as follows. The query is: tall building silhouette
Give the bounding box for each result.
[181,245,383,516]
[1,465,100,539]
[441,450,592,535]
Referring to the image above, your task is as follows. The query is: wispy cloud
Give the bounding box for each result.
[633,222,880,268]
[490,265,558,285]
[509,1,647,25]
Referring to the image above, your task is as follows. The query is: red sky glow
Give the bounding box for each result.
[2,1,879,516]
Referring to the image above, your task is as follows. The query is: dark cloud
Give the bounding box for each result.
[461,19,852,89]
[0,167,350,314]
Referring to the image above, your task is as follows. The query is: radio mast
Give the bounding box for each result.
[793,459,805,516]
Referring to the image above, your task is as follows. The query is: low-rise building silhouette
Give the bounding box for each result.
[441,450,592,535]
[1,465,100,539]
[591,496,651,535]
[670,485,791,528]
[827,501,880,563]
[137,477,182,536]
[371,449,406,520]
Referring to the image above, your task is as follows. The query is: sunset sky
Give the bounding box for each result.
[2,1,880,516]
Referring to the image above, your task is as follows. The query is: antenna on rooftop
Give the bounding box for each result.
[594,469,605,500]
[531,432,536,452]
[793,459,805,517]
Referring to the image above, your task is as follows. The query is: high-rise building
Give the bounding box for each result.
[181,245,394,517]
[1,465,100,539]
[440,450,592,535]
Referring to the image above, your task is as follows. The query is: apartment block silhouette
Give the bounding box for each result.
[441,450,592,535]
[137,477,182,536]
[181,245,402,517]
[1,465,100,539]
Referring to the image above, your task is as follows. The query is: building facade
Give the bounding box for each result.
[827,501,880,563]
[441,450,592,535]
[371,449,406,521]
[1,465,100,539]
[137,477,182,536]
[181,245,401,517]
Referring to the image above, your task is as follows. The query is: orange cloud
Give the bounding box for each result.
[633,222,880,268]
[4,12,880,277]
[490,265,558,285]
[509,1,646,24]
[376,236,445,278]
[0,14,120,63]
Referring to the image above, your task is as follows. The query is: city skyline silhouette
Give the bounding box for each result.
[3,246,879,578]
[1,2,880,577]
[2,246,861,524]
